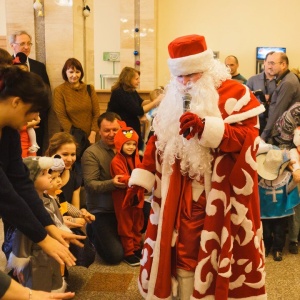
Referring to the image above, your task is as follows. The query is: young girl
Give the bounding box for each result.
[107,66,163,150]
[45,132,82,209]
[110,126,145,266]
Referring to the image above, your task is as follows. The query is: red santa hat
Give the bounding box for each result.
[167,34,214,76]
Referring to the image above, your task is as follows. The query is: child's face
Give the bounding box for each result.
[49,171,63,191]
[34,169,52,192]
[122,141,137,156]
[55,143,76,170]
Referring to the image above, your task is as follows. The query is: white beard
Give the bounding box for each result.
[153,62,230,180]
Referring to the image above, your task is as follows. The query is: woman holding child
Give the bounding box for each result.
[107,66,163,150]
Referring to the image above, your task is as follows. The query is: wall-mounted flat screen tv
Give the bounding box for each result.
[256,47,286,60]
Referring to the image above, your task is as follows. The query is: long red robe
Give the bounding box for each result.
[129,80,267,299]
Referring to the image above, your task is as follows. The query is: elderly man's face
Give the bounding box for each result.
[176,73,202,86]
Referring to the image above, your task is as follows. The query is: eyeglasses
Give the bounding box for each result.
[267,61,283,66]
[13,42,33,47]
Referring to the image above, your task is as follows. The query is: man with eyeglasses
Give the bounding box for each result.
[261,51,300,143]
[9,30,51,155]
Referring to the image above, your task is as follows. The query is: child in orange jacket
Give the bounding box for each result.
[110,126,144,267]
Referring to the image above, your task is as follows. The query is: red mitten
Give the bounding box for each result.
[179,112,205,140]
[123,185,144,209]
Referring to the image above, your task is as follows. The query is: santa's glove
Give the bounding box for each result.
[123,185,143,209]
[179,112,205,140]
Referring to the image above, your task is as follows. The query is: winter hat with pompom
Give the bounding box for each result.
[23,156,64,182]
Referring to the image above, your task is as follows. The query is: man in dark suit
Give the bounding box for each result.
[10,30,50,155]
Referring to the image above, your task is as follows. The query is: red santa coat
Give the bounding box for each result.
[129,80,266,299]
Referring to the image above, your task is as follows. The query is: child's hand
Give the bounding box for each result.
[80,208,95,223]
[27,116,41,128]
[63,216,85,228]
[139,115,148,123]
[154,93,164,106]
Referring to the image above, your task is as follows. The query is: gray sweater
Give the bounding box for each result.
[81,140,116,214]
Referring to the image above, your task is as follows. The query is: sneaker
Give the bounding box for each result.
[123,255,140,267]
[134,248,143,258]
[273,251,283,261]
[289,241,298,254]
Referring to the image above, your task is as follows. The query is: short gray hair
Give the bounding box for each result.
[9,30,32,45]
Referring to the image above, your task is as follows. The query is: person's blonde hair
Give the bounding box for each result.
[111,67,140,92]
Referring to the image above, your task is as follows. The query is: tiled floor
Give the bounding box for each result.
[1,219,300,299]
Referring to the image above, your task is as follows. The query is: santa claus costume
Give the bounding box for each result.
[127,35,267,299]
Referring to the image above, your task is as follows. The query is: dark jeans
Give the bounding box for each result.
[262,217,287,252]
[86,212,124,265]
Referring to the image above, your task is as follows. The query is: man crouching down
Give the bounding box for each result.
[126,34,267,299]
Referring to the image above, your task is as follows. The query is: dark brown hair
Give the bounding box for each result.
[62,58,84,82]
[97,112,121,128]
[0,66,50,113]
[111,66,140,92]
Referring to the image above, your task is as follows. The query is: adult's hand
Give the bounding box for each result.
[88,131,96,144]
[2,276,75,300]
[179,112,205,140]
[80,208,95,223]
[31,291,75,300]
[63,216,85,229]
[46,224,85,245]
[37,235,76,267]
[46,225,86,248]
[113,175,126,189]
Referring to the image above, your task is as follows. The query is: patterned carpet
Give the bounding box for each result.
[1,219,300,299]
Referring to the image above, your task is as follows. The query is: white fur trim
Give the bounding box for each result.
[7,253,30,272]
[200,117,225,148]
[168,49,214,76]
[128,168,155,193]
[224,104,265,124]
